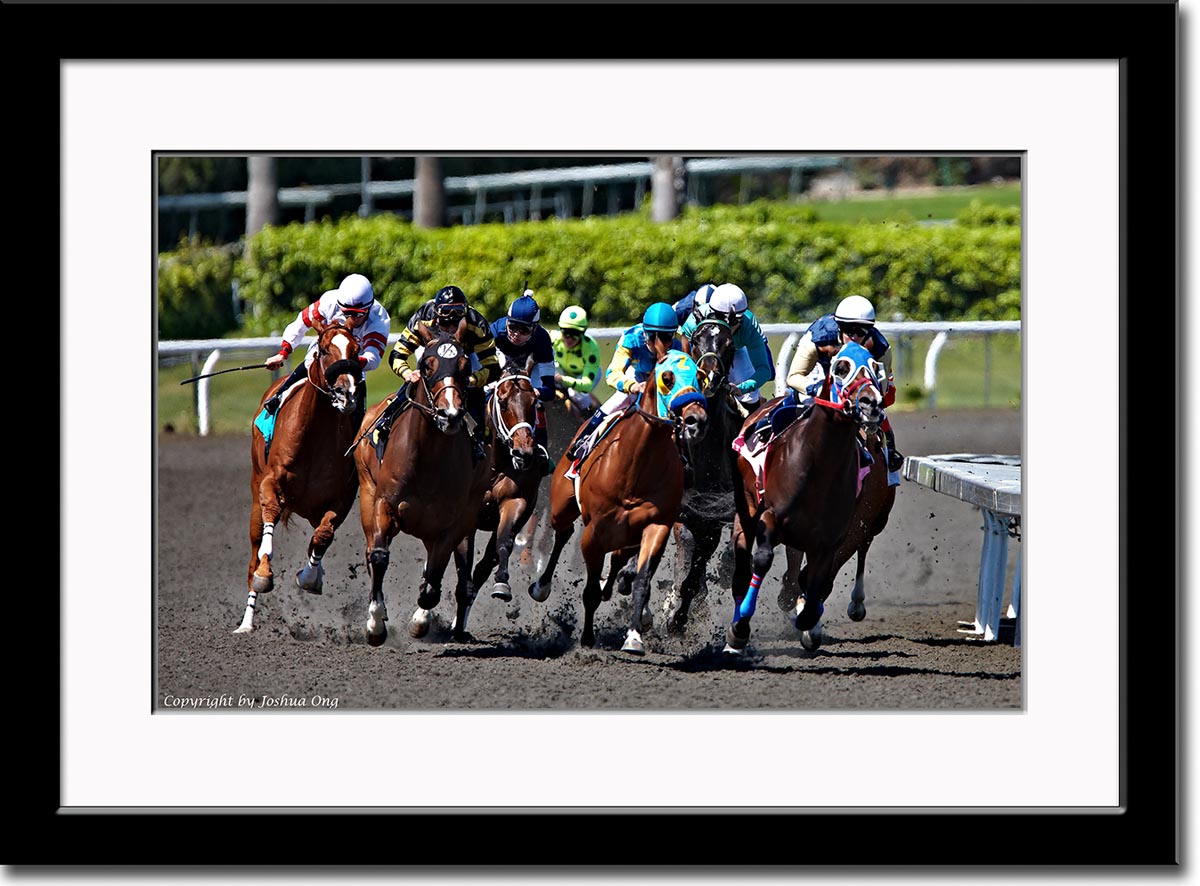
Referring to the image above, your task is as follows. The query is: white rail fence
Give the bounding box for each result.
[160,321,1020,436]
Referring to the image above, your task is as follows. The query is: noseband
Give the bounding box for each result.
[490,373,537,447]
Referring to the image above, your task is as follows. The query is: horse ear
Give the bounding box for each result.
[455,316,468,341]
[415,323,435,345]
[524,353,535,373]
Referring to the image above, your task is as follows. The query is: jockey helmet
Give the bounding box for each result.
[834,295,876,327]
[709,283,747,315]
[694,283,717,310]
[434,285,468,324]
[558,305,589,332]
[336,274,374,313]
[642,302,678,333]
[507,292,542,327]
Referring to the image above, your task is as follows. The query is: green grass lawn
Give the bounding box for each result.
[806,183,1021,224]
[158,331,1020,436]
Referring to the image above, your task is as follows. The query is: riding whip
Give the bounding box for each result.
[179,364,270,385]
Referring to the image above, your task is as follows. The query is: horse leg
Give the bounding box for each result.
[726,510,779,655]
[250,475,285,596]
[236,497,268,633]
[529,521,574,603]
[579,526,607,649]
[362,489,398,647]
[451,535,478,642]
[490,498,529,602]
[847,545,868,622]
[725,511,754,654]
[296,509,340,595]
[602,548,636,602]
[669,519,721,632]
[621,523,672,655]
[795,548,835,634]
[411,542,453,639]
[471,533,499,596]
[778,546,804,613]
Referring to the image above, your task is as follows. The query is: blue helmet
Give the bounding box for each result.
[642,302,678,333]
[507,291,541,326]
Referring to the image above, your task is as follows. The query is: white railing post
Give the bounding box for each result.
[924,331,949,409]
[197,349,221,436]
[775,333,799,397]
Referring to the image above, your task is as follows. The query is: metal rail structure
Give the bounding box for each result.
[903,454,1022,646]
[158,156,845,233]
[159,320,1019,436]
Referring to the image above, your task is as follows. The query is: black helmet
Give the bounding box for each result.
[434,285,467,324]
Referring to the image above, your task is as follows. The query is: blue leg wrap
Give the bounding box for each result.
[735,573,764,622]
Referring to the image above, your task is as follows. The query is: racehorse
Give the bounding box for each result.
[471,355,545,603]
[777,426,896,650]
[529,342,709,654]
[236,319,364,633]
[725,341,885,655]
[665,315,741,631]
[352,321,492,646]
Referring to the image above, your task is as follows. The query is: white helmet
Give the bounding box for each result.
[336,274,375,311]
[694,283,717,309]
[709,283,748,315]
[834,295,875,326]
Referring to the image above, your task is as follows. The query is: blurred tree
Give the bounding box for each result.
[414,156,445,228]
[246,157,279,236]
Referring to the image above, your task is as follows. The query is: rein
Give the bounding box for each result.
[489,373,536,448]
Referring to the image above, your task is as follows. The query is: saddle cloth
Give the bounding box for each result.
[564,408,629,481]
[732,423,873,506]
[252,383,305,458]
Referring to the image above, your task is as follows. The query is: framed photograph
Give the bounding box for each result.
[32,0,1177,869]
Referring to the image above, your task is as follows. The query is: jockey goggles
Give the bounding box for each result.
[838,323,871,341]
[435,305,467,324]
[507,320,535,337]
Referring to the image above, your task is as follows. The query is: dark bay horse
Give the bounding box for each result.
[778,427,897,650]
[666,315,741,631]
[529,343,709,654]
[471,355,545,603]
[237,319,364,633]
[353,321,492,646]
[726,341,885,655]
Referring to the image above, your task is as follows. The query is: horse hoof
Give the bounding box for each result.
[847,600,866,622]
[491,582,513,602]
[794,598,824,633]
[366,625,388,647]
[233,624,253,635]
[409,609,432,639]
[800,623,824,651]
[528,580,551,603]
[295,576,323,595]
[251,574,273,593]
[621,630,646,655]
[722,643,744,656]
[725,624,748,652]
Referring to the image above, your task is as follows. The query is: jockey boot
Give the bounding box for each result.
[263,363,308,415]
[884,427,904,472]
[568,410,606,459]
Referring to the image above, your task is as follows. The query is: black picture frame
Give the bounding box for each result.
[23,0,1175,870]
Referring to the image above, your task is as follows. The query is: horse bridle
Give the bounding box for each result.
[410,346,469,431]
[307,330,362,402]
[690,318,732,395]
[490,372,539,471]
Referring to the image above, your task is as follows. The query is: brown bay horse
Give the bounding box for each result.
[726,341,885,655]
[353,321,493,646]
[778,427,897,650]
[529,343,709,654]
[236,319,364,633]
[471,356,545,602]
[666,315,741,631]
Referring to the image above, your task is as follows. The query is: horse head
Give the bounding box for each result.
[415,319,472,434]
[825,341,885,433]
[650,351,709,444]
[491,354,540,472]
[310,319,363,415]
[688,316,736,399]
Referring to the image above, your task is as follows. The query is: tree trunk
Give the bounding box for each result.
[414,157,445,228]
[651,156,684,222]
[246,157,279,236]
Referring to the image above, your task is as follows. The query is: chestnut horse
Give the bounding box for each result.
[666,315,741,631]
[236,319,364,633]
[725,341,884,655]
[471,355,545,602]
[778,427,896,650]
[529,343,709,654]
[353,321,492,646]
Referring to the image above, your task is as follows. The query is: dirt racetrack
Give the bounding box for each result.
[156,407,1022,711]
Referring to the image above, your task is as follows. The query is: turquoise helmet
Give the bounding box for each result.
[641,302,678,333]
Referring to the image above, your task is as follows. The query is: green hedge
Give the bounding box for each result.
[157,239,239,339]
[159,202,1021,338]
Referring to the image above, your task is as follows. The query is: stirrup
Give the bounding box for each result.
[263,396,281,416]
[887,448,905,472]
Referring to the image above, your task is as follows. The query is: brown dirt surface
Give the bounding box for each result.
[156,407,1022,711]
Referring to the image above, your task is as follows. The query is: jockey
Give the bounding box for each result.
[489,290,556,475]
[678,282,774,409]
[382,284,499,463]
[566,301,681,461]
[550,305,602,415]
[672,282,717,326]
[262,273,389,416]
[785,294,904,472]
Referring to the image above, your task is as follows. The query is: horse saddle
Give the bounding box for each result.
[564,406,631,480]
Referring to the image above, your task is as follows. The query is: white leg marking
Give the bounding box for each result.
[234,591,257,633]
[257,523,274,560]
